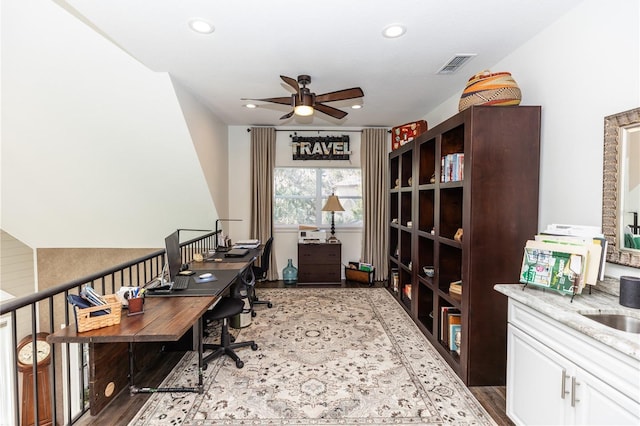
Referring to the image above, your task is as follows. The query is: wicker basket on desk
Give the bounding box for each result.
[74,294,122,333]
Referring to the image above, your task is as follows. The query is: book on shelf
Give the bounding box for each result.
[445,311,461,347]
[440,153,464,183]
[391,269,399,293]
[440,307,460,343]
[449,324,462,352]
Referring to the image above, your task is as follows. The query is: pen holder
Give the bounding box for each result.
[127,297,144,316]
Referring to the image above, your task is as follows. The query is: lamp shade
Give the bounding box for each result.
[322,194,345,212]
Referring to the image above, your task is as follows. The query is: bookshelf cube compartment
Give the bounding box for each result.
[441,125,464,156]
[418,236,434,279]
[438,243,462,293]
[438,300,462,359]
[439,187,463,240]
[401,192,412,227]
[401,151,413,187]
[399,268,412,310]
[419,190,435,232]
[390,268,399,293]
[390,157,399,189]
[417,283,434,333]
[400,229,412,267]
[390,230,399,259]
[419,139,436,185]
[390,192,399,224]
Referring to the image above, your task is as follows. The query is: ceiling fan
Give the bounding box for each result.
[243,75,364,120]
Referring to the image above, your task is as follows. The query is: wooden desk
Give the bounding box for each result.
[48,296,216,414]
[48,247,261,415]
[298,242,341,283]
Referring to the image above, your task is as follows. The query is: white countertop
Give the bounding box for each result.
[494,282,640,361]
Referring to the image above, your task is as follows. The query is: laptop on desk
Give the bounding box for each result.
[225,248,249,257]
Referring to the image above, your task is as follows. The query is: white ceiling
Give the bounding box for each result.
[58,0,582,128]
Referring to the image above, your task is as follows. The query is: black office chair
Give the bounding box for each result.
[250,237,274,314]
[202,272,258,369]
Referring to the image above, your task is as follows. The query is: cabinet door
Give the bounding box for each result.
[507,325,571,425]
[573,367,640,425]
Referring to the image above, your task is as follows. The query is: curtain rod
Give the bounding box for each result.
[246,128,390,133]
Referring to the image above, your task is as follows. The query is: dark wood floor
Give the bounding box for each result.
[75,281,512,425]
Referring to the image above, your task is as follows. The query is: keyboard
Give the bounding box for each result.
[172,275,191,290]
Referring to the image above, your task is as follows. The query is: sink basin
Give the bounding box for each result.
[582,314,640,334]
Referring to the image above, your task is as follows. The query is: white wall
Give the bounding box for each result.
[1,0,221,249]
[425,0,640,278]
[228,126,364,278]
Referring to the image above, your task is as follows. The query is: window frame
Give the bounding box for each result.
[273,167,363,230]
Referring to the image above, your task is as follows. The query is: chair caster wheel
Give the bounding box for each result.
[236,360,244,368]
[267,302,273,308]
[230,335,236,343]
[251,343,258,350]
[203,364,208,371]
[251,311,257,317]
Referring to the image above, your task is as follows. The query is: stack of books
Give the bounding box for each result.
[519,224,606,296]
[449,280,462,297]
[440,307,461,352]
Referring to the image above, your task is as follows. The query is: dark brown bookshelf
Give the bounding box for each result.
[388,105,541,385]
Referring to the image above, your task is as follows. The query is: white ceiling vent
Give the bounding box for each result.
[437,54,477,74]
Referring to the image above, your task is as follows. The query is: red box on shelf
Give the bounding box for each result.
[391,120,428,150]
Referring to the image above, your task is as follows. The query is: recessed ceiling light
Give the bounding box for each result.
[351,105,362,110]
[382,24,406,38]
[189,19,214,34]
[245,103,257,109]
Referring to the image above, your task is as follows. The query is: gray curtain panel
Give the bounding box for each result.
[250,127,278,281]
[361,128,389,281]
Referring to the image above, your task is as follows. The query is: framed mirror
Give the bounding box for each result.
[603,107,640,267]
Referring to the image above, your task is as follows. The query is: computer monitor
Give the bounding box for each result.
[164,231,182,284]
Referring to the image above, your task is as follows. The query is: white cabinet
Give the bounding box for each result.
[507,299,640,425]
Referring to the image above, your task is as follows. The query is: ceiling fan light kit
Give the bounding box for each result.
[244,74,364,120]
[294,105,314,117]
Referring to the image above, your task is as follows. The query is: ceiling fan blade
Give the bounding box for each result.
[280,75,300,93]
[314,103,348,119]
[315,87,364,103]
[280,110,295,120]
[242,96,293,106]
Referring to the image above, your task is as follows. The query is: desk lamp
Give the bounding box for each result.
[322,193,345,242]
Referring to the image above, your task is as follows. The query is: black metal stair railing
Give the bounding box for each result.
[0,231,216,426]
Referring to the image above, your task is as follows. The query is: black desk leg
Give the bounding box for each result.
[196,316,204,393]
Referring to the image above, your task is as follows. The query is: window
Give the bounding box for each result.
[274,168,362,227]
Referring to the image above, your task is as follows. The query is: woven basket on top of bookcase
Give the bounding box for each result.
[458,70,521,112]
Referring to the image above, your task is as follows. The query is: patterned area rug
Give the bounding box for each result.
[128,288,496,425]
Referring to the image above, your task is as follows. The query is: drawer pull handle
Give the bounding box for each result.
[571,376,580,407]
[561,369,570,399]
